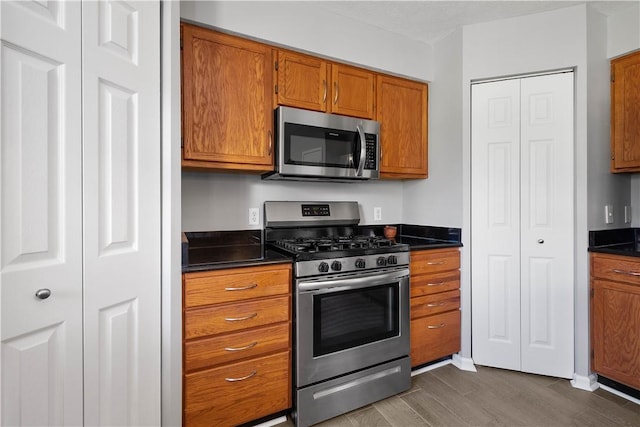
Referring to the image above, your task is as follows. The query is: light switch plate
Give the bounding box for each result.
[374,207,382,221]
[605,205,614,224]
[625,205,632,224]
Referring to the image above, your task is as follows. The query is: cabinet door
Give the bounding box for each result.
[611,51,640,172]
[182,24,273,171]
[276,50,328,112]
[330,64,375,119]
[1,2,83,425]
[591,279,640,390]
[377,75,428,178]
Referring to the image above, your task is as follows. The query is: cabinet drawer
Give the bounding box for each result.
[410,310,460,367]
[411,249,460,275]
[591,253,640,286]
[411,290,460,319]
[184,264,291,307]
[184,351,291,427]
[185,322,290,372]
[185,295,290,339]
[411,270,460,297]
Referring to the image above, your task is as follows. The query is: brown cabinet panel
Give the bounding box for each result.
[611,50,640,172]
[184,295,290,339]
[591,278,640,389]
[591,252,640,286]
[411,290,460,319]
[330,64,375,119]
[185,322,290,372]
[410,248,460,275]
[411,310,461,366]
[276,50,328,111]
[184,351,291,427]
[410,271,460,298]
[377,75,428,178]
[184,264,291,308]
[181,23,274,172]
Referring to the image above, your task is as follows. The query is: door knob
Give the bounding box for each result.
[35,288,51,300]
[537,239,544,244]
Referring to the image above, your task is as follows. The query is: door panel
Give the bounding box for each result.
[1,1,83,425]
[520,73,574,378]
[471,79,521,370]
[82,1,160,425]
[471,72,574,378]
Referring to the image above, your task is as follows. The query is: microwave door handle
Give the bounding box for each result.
[355,124,366,177]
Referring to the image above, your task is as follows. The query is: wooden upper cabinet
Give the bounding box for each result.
[276,50,328,112]
[181,23,274,172]
[276,50,375,119]
[377,75,428,178]
[330,64,375,119]
[611,50,640,172]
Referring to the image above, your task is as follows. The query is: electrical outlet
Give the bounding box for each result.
[374,207,382,221]
[605,205,614,224]
[248,208,259,225]
[625,205,632,224]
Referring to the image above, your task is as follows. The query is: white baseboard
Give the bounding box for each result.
[411,358,452,376]
[599,383,640,405]
[255,415,288,427]
[451,354,477,372]
[570,373,599,391]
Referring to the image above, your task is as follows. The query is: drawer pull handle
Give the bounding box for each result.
[427,261,445,265]
[225,341,258,352]
[426,302,445,307]
[225,370,257,382]
[612,269,640,277]
[427,282,445,286]
[224,313,257,322]
[427,323,446,329]
[225,284,258,291]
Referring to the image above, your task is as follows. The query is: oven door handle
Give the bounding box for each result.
[298,269,409,292]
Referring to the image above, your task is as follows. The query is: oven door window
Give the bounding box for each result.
[284,123,360,169]
[313,283,399,357]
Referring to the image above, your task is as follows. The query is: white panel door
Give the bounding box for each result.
[519,73,574,378]
[81,1,160,425]
[1,1,83,425]
[471,72,574,379]
[471,79,522,370]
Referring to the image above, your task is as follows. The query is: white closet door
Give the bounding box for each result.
[1,1,83,425]
[471,72,574,379]
[471,79,522,370]
[82,1,161,425]
[519,73,574,378]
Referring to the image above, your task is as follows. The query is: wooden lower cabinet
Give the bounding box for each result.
[183,263,292,426]
[410,248,461,367]
[591,253,640,390]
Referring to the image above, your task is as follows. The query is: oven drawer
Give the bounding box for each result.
[591,253,640,286]
[185,322,290,372]
[184,264,291,308]
[411,309,461,366]
[410,248,460,275]
[411,289,460,318]
[184,295,290,339]
[410,270,460,297]
[184,350,291,427]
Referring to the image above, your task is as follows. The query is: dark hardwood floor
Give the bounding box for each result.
[276,364,640,427]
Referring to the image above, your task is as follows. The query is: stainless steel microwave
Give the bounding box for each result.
[262,106,380,182]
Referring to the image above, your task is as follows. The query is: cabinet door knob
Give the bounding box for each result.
[538,239,544,244]
[35,288,51,300]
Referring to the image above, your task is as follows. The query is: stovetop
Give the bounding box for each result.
[271,235,408,260]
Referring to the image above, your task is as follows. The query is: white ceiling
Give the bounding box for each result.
[312,1,638,45]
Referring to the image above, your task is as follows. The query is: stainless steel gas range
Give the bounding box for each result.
[264,201,411,427]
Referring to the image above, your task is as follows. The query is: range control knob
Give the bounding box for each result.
[318,262,329,273]
[387,255,398,265]
[331,261,342,271]
[355,258,366,269]
[376,256,387,267]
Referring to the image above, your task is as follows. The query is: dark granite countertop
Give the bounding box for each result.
[182,231,291,273]
[588,228,640,258]
[182,225,463,273]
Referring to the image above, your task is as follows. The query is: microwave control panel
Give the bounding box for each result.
[365,134,378,170]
